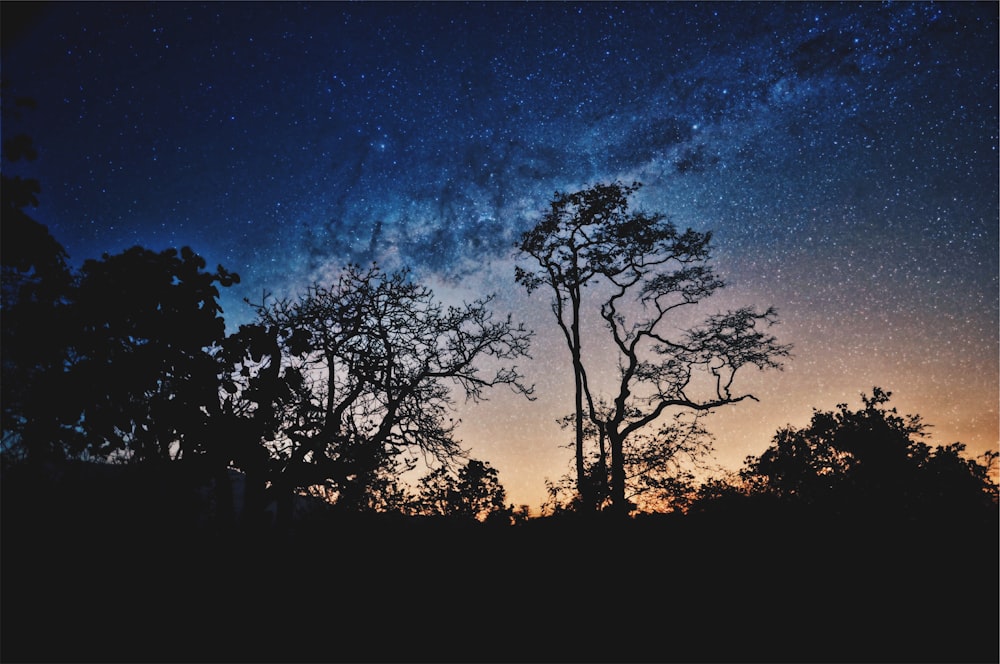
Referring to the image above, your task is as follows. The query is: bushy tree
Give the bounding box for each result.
[1,98,74,462]
[415,458,509,521]
[1,98,239,467]
[63,246,238,462]
[454,459,510,522]
[741,388,998,520]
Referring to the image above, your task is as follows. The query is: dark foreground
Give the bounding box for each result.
[3,471,997,663]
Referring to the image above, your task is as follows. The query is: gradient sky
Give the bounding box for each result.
[3,1,997,510]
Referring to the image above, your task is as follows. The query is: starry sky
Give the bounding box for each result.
[3,1,997,510]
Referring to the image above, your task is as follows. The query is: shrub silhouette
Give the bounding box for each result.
[736,387,998,524]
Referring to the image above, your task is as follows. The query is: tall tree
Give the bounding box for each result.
[515,182,644,509]
[251,263,533,519]
[517,181,790,515]
[0,96,74,462]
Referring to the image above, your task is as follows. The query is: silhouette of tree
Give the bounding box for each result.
[1,96,74,462]
[517,181,790,515]
[248,263,533,522]
[63,246,239,462]
[0,95,241,468]
[416,458,509,521]
[556,407,714,512]
[515,183,635,509]
[210,322,286,526]
[741,387,999,520]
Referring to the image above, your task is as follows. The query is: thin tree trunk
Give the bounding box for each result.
[597,424,608,507]
[609,429,628,517]
[570,289,590,510]
[573,351,588,508]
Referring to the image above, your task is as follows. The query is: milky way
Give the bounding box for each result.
[4,2,997,509]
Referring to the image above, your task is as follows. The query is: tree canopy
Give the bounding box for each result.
[739,387,998,520]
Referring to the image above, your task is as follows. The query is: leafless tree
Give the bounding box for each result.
[517,182,791,515]
[250,263,534,517]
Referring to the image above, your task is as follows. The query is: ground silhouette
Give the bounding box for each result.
[2,459,996,663]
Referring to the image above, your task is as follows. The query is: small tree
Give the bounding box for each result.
[618,413,714,513]
[517,181,790,515]
[416,458,509,521]
[456,459,509,522]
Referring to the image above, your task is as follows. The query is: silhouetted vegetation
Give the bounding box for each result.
[230,263,533,528]
[1,95,73,465]
[414,458,511,522]
[516,181,791,514]
[694,387,999,526]
[543,409,715,514]
[2,130,996,662]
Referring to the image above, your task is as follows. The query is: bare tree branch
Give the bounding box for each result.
[516,181,792,515]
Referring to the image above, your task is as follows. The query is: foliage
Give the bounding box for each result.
[737,388,998,519]
[415,458,510,522]
[1,104,239,465]
[64,246,238,462]
[1,98,73,461]
[539,475,577,516]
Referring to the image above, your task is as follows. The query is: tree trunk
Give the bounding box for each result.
[570,288,592,510]
[240,466,269,531]
[212,465,235,530]
[573,351,590,509]
[274,478,294,534]
[609,428,628,517]
[596,424,608,507]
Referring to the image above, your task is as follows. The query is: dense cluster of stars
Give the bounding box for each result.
[4,2,996,509]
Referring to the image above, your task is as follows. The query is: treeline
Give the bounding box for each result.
[3,114,997,531]
[3,100,534,527]
[1,240,530,527]
[3,103,999,664]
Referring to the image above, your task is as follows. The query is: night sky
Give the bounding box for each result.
[3,1,997,510]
